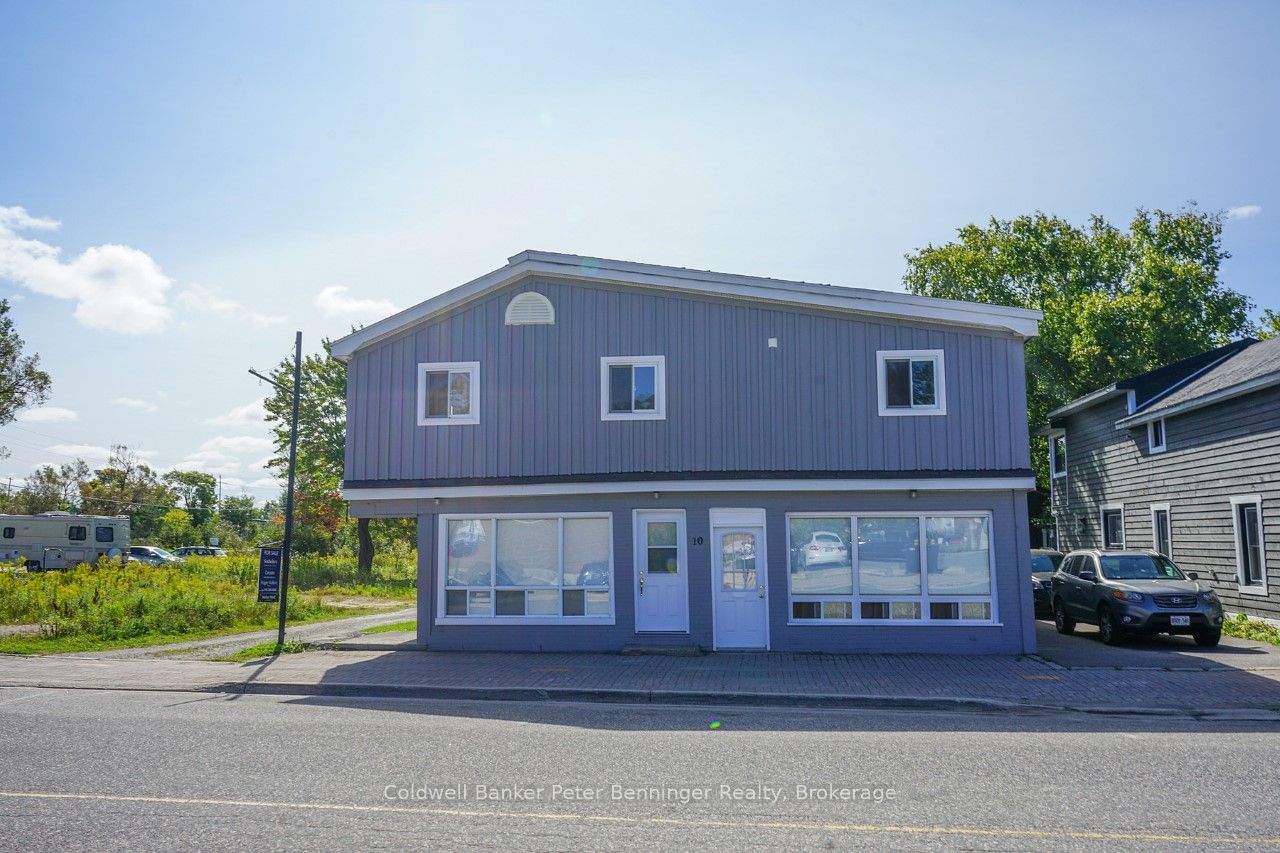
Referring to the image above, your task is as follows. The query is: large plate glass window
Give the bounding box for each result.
[417,362,480,426]
[441,514,612,622]
[877,350,946,416]
[600,356,666,421]
[787,512,994,623]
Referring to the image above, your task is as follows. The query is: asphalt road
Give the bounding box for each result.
[1,687,1278,851]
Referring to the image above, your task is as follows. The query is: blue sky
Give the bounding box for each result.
[1,0,1276,499]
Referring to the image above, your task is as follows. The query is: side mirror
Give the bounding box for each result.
[1186,572,1199,581]
[1078,570,1097,583]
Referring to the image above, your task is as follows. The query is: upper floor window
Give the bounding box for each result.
[1050,433,1067,477]
[504,292,555,326]
[1148,418,1166,453]
[417,362,480,426]
[600,356,666,421]
[877,350,946,416]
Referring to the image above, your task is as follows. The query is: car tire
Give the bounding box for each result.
[1053,599,1075,635]
[1193,629,1222,648]
[1098,606,1124,645]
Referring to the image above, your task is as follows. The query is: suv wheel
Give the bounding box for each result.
[1053,599,1075,635]
[1193,629,1221,648]
[1098,606,1124,645]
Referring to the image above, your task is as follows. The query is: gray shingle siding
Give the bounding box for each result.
[379,488,1033,654]
[1053,384,1280,620]
[344,276,1031,485]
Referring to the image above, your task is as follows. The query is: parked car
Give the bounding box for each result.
[1029,548,1064,617]
[1051,549,1224,646]
[800,531,849,569]
[127,545,180,566]
[172,546,228,558]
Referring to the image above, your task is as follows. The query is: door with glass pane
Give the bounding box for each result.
[713,526,768,649]
[634,511,688,632]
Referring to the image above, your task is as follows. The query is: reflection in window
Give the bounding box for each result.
[645,521,679,574]
[443,515,612,619]
[609,364,657,413]
[926,516,991,595]
[721,533,757,590]
[858,517,921,595]
[788,517,853,595]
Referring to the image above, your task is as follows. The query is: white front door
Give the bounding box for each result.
[713,525,769,649]
[634,511,689,632]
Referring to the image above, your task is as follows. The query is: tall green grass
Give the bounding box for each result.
[0,552,415,644]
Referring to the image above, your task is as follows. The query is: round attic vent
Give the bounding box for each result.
[504,292,555,326]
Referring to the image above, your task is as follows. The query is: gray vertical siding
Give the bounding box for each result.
[356,489,1032,655]
[344,277,1032,484]
[1053,385,1280,620]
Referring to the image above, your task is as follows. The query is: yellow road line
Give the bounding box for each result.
[0,790,1275,845]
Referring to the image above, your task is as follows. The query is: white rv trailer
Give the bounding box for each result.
[0,511,131,570]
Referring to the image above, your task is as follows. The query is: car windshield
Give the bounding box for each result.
[151,547,176,559]
[1100,554,1185,581]
[1030,554,1062,572]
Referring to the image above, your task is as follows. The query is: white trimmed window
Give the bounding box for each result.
[1148,418,1166,453]
[1231,496,1267,595]
[1101,504,1125,549]
[417,362,480,426]
[600,356,666,421]
[1049,433,1067,478]
[1151,503,1172,559]
[787,512,995,624]
[439,514,614,624]
[877,350,946,416]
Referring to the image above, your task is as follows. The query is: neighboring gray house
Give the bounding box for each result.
[1044,336,1280,621]
[332,251,1042,654]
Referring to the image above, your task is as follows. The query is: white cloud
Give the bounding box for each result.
[170,435,275,477]
[249,477,283,490]
[113,397,159,413]
[207,400,267,427]
[177,284,285,329]
[0,205,173,333]
[47,443,112,461]
[203,435,273,454]
[1227,204,1262,220]
[19,406,78,423]
[315,285,396,323]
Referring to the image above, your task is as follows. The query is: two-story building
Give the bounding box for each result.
[1044,336,1279,621]
[332,251,1042,654]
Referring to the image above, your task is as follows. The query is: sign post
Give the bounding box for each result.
[257,547,282,603]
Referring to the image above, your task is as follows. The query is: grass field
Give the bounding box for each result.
[0,553,416,654]
[361,620,416,634]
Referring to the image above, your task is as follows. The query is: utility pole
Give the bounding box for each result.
[249,330,303,647]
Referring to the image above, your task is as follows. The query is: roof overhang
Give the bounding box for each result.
[1045,386,1126,421]
[329,251,1042,361]
[1114,370,1280,429]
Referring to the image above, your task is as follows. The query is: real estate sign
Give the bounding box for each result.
[257,547,282,603]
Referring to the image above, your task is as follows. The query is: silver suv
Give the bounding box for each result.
[1051,549,1224,647]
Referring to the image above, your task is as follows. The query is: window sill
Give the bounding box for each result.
[877,408,947,417]
[418,418,480,427]
[601,412,665,422]
[435,616,616,626]
[1238,586,1270,597]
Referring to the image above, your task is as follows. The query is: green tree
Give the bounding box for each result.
[162,469,218,527]
[218,494,259,539]
[156,508,193,550]
[0,299,52,458]
[261,339,378,571]
[1258,309,1280,340]
[903,206,1258,495]
[79,445,176,540]
[7,459,89,514]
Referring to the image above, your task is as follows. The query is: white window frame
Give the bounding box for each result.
[600,355,666,421]
[876,349,947,416]
[1100,503,1125,549]
[417,361,480,426]
[784,510,998,627]
[1049,431,1067,478]
[1230,495,1267,596]
[1148,418,1167,454]
[1150,503,1172,559]
[437,512,615,625]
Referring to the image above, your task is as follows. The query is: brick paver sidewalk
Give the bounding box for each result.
[4,642,1280,716]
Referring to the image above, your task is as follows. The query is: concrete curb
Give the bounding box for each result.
[7,677,1279,719]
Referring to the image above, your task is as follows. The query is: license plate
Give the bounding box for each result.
[1170,615,1191,627]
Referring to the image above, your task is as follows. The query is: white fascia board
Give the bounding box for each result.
[343,476,1038,502]
[329,252,1043,360]
[1045,386,1123,420]
[1113,371,1280,429]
